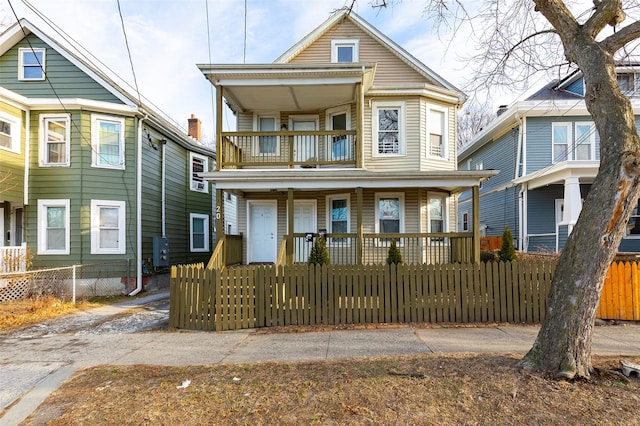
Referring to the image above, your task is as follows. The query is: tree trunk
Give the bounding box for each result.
[519,40,640,379]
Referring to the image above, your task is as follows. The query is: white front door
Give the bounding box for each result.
[293,200,317,262]
[292,118,317,164]
[248,201,277,263]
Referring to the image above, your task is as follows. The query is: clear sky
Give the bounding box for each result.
[0,0,523,144]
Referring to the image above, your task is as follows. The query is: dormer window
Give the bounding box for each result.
[331,39,359,63]
[617,73,635,92]
[18,47,45,80]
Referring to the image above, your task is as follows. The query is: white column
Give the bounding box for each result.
[563,176,582,234]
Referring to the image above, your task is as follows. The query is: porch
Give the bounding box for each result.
[0,246,27,273]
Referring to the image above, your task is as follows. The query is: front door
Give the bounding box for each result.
[292,118,317,165]
[248,201,277,263]
[293,200,317,262]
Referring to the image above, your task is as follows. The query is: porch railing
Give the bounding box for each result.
[291,232,474,265]
[207,234,243,269]
[0,246,27,273]
[220,130,357,168]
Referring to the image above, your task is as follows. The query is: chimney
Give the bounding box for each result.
[188,114,201,141]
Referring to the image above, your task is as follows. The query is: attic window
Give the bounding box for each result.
[617,74,634,92]
[18,47,45,80]
[331,39,359,63]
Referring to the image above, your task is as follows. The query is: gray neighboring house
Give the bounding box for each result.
[458,65,640,253]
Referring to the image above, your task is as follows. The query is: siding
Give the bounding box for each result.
[0,102,25,203]
[565,78,584,96]
[0,35,123,103]
[289,18,429,86]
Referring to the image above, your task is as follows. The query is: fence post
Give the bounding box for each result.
[72,264,77,305]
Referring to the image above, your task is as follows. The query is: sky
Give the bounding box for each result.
[0,0,569,144]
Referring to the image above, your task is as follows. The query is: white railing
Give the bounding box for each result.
[0,246,27,273]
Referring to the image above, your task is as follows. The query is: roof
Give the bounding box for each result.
[0,19,214,158]
[274,10,465,101]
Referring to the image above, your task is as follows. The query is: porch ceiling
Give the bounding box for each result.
[198,63,376,112]
[200,169,498,194]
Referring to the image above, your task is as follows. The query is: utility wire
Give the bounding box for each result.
[116,0,141,107]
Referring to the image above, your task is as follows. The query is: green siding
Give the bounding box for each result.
[0,34,123,103]
[0,102,25,203]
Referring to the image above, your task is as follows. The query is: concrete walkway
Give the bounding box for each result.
[1,291,640,425]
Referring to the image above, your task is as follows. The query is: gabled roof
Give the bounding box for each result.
[274,10,465,101]
[0,19,213,157]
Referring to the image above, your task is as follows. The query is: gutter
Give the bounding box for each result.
[129,115,147,296]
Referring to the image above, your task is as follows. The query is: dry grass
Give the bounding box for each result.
[0,295,134,331]
[23,354,640,425]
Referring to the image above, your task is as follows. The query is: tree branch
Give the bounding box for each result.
[601,20,640,54]
[532,0,579,43]
[582,0,625,39]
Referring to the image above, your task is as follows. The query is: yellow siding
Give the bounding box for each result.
[290,19,428,86]
[0,102,26,203]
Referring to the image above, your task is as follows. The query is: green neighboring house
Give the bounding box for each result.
[0,19,215,293]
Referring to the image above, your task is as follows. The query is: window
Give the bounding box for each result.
[428,194,447,242]
[375,193,404,245]
[428,108,446,158]
[190,152,209,192]
[326,107,351,161]
[552,123,571,163]
[462,212,469,231]
[91,200,126,254]
[626,201,640,237]
[92,114,124,169]
[373,102,404,156]
[575,122,595,160]
[327,194,350,245]
[190,213,210,252]
[37,199,70,255]
[331,39,359,63]
[18,47,45,80]
[0,113,20,153]
[255,115,278,155]
[617,74,634,92]
[40,114,70,166]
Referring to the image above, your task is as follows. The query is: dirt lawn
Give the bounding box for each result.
[22,353,640,425]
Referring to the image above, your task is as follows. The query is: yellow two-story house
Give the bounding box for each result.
[199,10,495,266]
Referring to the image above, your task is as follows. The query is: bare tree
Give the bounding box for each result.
[375,0,640,379]
[457,101,496,149]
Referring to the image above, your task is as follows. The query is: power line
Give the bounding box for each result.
[116,0,141,106]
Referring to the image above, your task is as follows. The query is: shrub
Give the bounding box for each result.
[386,240,403,265]
[498,226,517,262]
[308,235,330,265]
[480,251,497,262]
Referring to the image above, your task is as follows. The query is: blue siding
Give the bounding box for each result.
[565,78,584,96]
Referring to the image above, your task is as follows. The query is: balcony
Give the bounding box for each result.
[220,130,358,169]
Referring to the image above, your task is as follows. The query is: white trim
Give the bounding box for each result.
[326,193,350,246]
[38,113,70,167]
[0,110,21,154]
[18,47,45,81]
[374,192,404,245]
[189,213,210,252]
[325,106,351,161]
[90,200,126,254]
[189,152,209,193]
[331,39,359,63]
[91,114,125,169]
[37,199,70,255]
[552,122,572,163]
[426,103,449,160]
[247,200,278,263]
[372,100,405,157]
[252,113,280,156]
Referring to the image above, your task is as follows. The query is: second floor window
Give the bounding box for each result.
[190,152,208,192]
[18,47,45,80]
[373,102,404,156]
[617,73,635,92]
[0,114,19,153]
[552,123,571,162]
[575,122,595,160]
[40,114,70,166]
[92,115,124,169]
[257,116,277,155]
[428,109,446,158]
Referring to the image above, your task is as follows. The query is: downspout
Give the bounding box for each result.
[23,109,30,208]
[161,140,166,238]
[514,114,524,250]
[129,115,147,296]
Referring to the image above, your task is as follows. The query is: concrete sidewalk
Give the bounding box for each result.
[2,291,640,425]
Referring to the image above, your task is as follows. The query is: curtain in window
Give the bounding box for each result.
[379,198,400,233]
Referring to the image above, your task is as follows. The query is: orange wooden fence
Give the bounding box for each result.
[597,261,640,321]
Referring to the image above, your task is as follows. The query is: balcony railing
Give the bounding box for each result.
[220,130,357,169]
[290,232,474,265]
